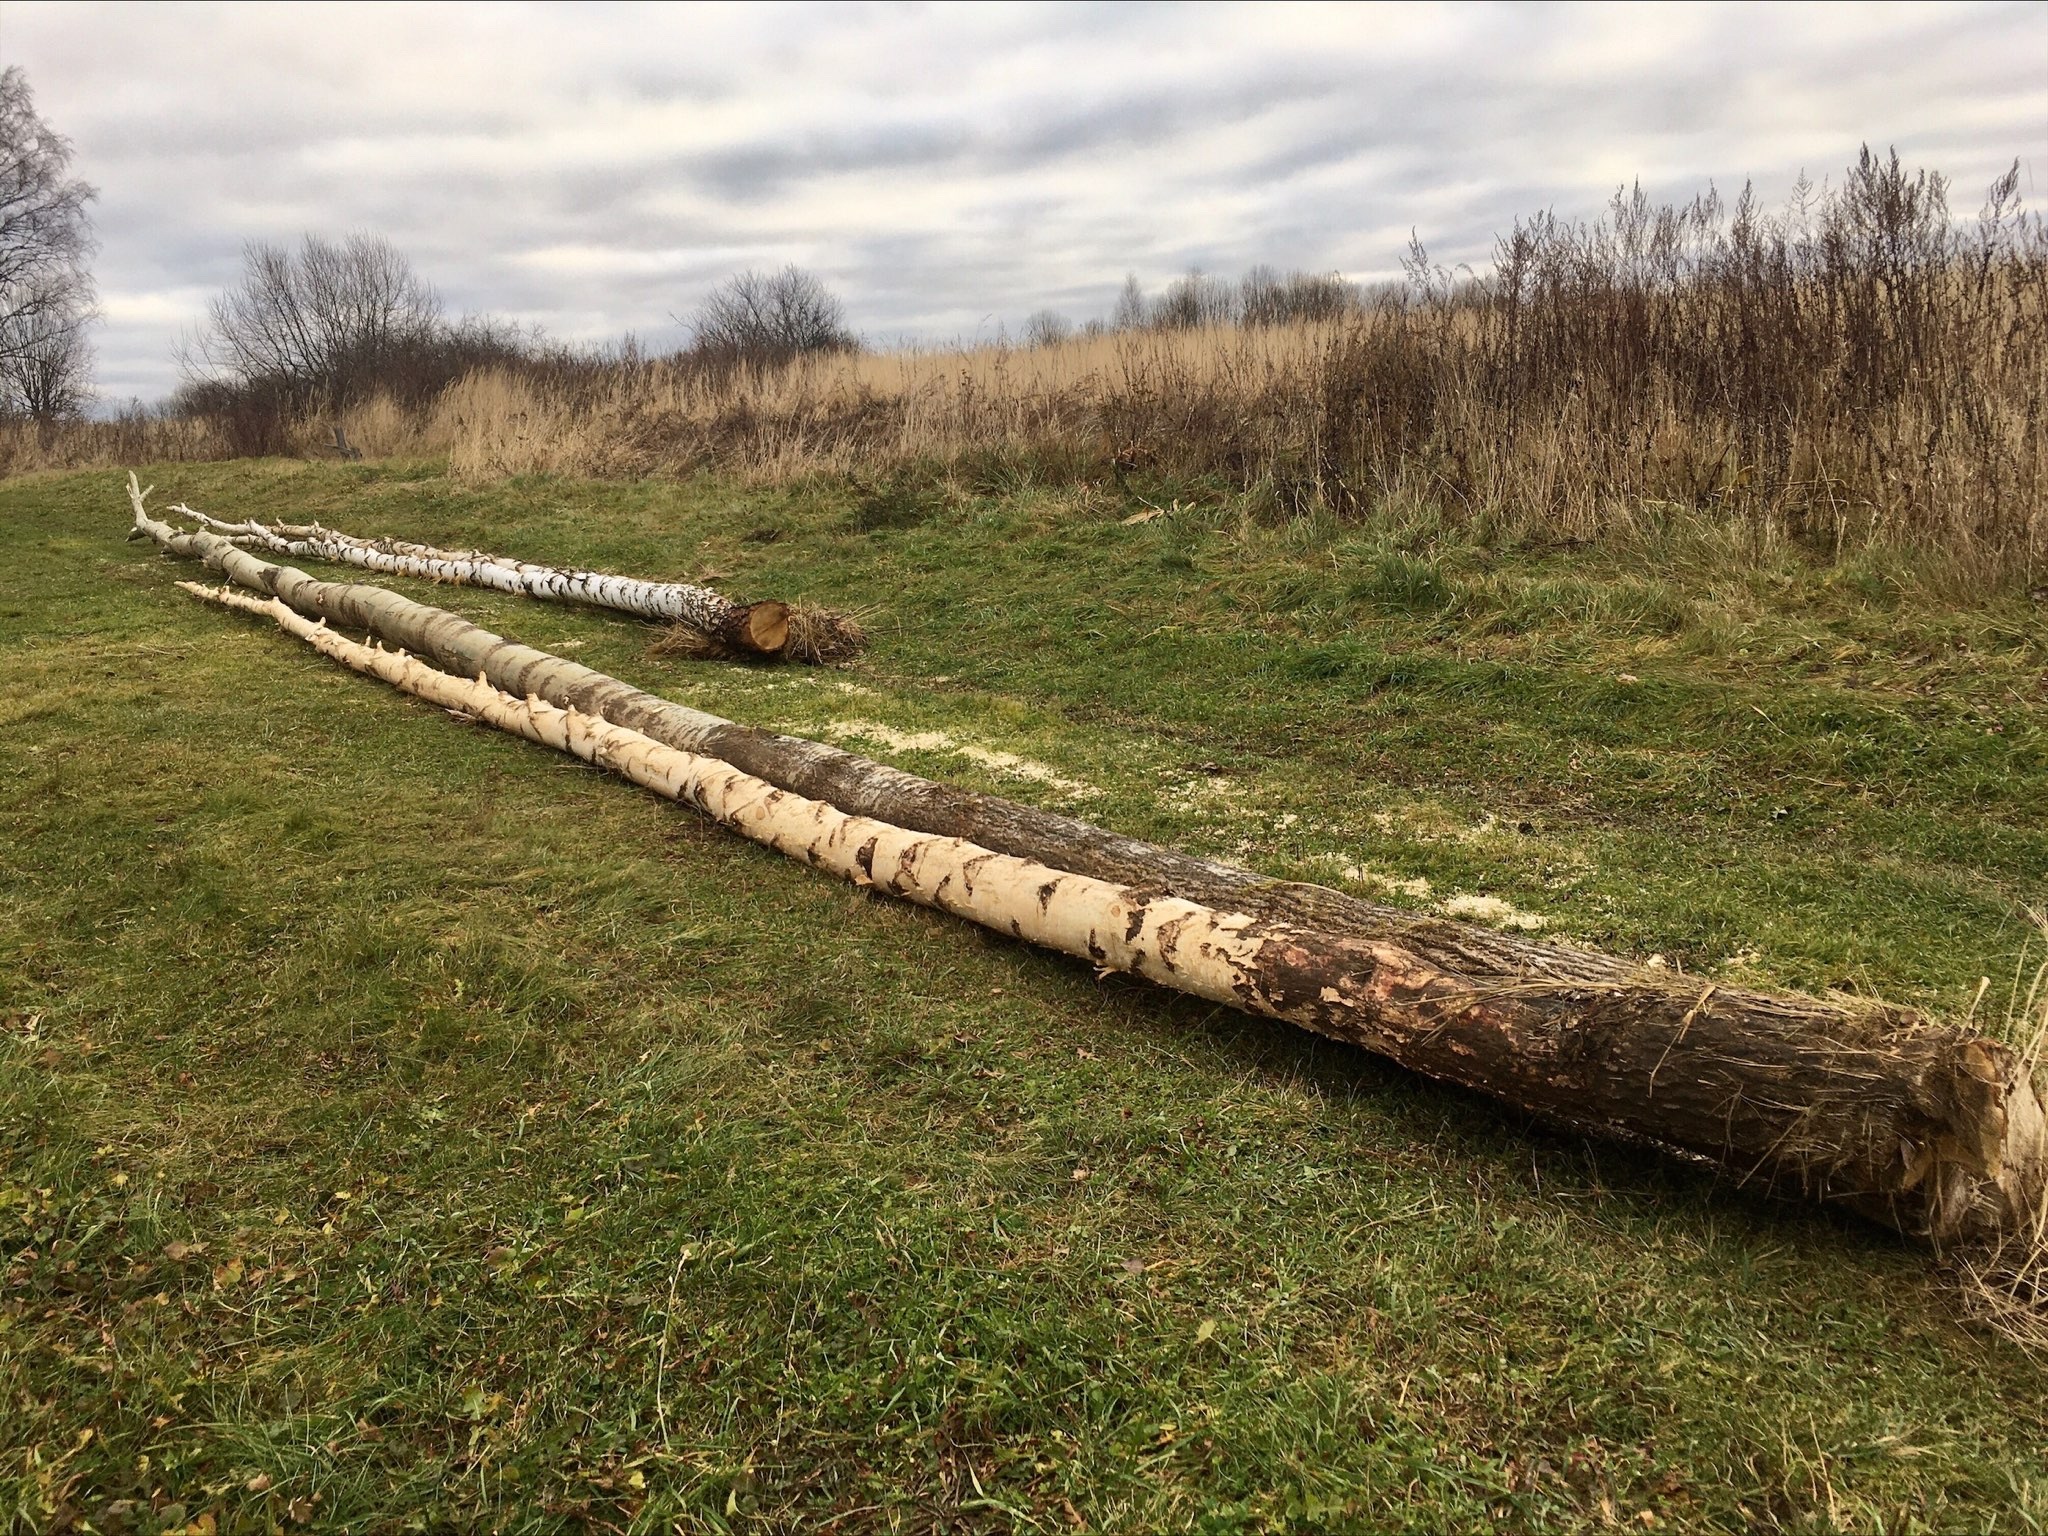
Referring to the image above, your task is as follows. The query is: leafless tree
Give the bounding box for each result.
[186,233,444,403]
[688,266,854,364]
[1153,269,1238,330]
[1021,308,1073,348]
[0,66,97,417]
[1240,265,1356,326]
[0,281,93,415]
[1110,274,1148,331]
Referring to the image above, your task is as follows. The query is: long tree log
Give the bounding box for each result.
[168,503,818,659]
[133,484,1653,982]
[131,476,2048,1246]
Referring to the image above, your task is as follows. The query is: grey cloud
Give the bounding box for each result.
[989,67,1355,167]
[685,120,976,203]
[5,0,2041,405]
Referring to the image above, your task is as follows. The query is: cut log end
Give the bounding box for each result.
[1875,1038,2042,1243]
[1943,1054,2048,1349]
[651,601,868,665]
[1974,1049,2048,1238]
[648,605,788,662]
[738,600,791,656]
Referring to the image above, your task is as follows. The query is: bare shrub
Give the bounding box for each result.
[175,237,540,456]
[1110,275,1147,332]
[687,266,855,367]
[1022,309,1073,348]
[1240,266,1355,326]
[187,234,441,403]
[1152,270,1237,330]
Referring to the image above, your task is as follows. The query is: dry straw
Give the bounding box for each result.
[426,154,2046,579]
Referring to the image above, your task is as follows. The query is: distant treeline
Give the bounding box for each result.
[11,147,2045,580]
[153,233,1380,456]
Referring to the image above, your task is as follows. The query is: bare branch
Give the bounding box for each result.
[689,266,855,365]
[187,233,444,405]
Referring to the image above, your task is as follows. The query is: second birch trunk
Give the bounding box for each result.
[172,504,815,658]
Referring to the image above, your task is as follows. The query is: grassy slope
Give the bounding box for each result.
[2,460,2044,1533]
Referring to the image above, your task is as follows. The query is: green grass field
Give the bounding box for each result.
[3,460,2045,1533]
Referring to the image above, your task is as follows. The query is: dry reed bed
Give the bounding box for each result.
[429,293,2045,571]
[430,162,2048,577]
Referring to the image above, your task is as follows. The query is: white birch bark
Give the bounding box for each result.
[178,580,1305,1017]
[171,505,793,655]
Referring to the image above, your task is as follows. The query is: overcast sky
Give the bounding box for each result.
[5,0,2045,407]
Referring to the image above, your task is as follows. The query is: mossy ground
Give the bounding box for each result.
[3,460,2044,1532]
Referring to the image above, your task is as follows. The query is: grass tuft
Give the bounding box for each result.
[783,602,870,664]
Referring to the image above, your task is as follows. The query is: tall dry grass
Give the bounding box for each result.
[0,409,228,476]
[428,325,1326,484]
[0,391,463,478]
[429,155,2046,576]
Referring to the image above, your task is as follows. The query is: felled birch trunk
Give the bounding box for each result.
[169,504,828,660]
[134,476,2048,1247]
[183,581,1370,1024]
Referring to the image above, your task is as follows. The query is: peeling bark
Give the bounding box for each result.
[134,476,2048,1246]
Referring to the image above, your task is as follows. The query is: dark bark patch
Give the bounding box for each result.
[1155,914,1192,973]
[960,853,1001,898]
[1123,904,1148,945]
